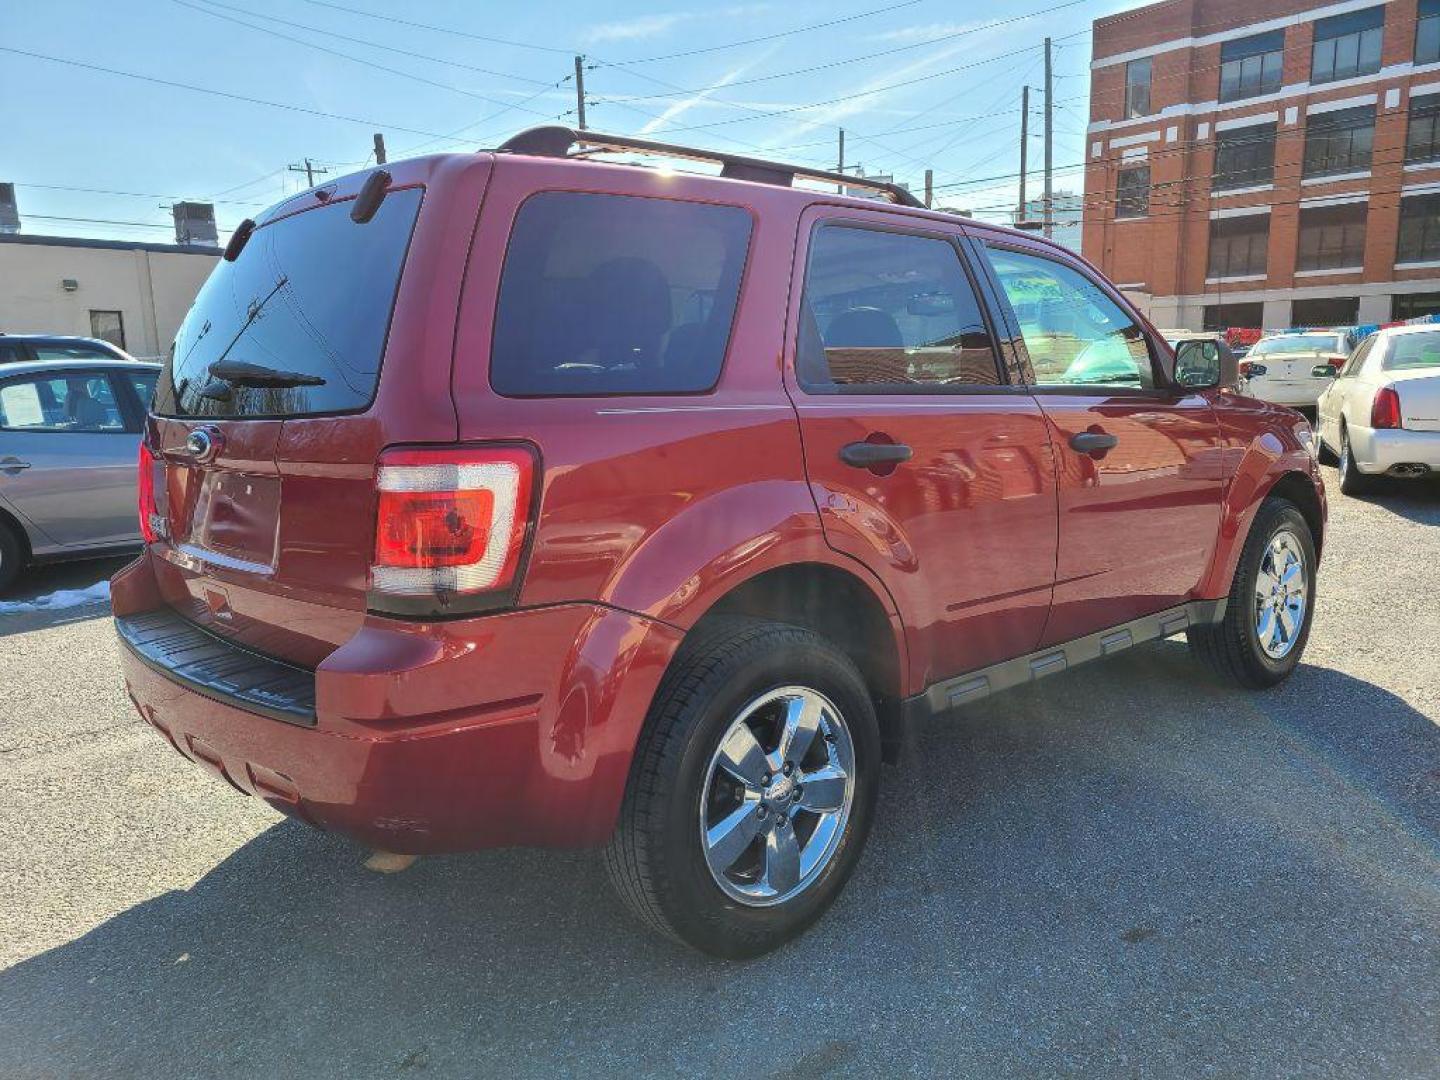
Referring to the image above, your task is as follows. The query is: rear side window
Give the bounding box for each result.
[798,224,1001,391]
[0,373,125,432]
[491,192,752,396]
[155,187,422,418]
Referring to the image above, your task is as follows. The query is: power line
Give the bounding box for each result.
[14,183,271,206]
[295,0,574,54]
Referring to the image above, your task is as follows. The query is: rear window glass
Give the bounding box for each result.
[154,187,422,418]
[1385,332,1440,369]
[490,192,752,396]
[1250,334,1344,355]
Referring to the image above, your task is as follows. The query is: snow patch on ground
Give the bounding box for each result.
[0,581,111,615]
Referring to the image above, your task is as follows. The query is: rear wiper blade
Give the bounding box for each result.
[206,359,326,387]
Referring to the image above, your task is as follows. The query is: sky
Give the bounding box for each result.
[1,0,1129,244]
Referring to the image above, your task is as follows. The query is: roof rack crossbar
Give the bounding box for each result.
[497,125,925,209]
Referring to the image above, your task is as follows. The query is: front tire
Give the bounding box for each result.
[1188,498,1317,689]
[604,618,881,958]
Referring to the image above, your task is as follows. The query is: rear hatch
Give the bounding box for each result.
[144,160,484,666]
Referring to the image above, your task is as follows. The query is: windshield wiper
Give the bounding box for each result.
[206,359,326,388]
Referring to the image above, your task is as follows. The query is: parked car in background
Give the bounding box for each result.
[0,334,141,366]
[1160,331,1239,388]
[0,358,159,591]
[112,127,1325,958]
[1316,323,1440,494]
[1240,329,1358,409]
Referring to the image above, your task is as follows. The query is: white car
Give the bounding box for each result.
[1316,323,1440,494]
[1240,330,1355,408]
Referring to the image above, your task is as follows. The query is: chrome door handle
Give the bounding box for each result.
[0,457,31,472]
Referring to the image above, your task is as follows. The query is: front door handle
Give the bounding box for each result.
[1069,431,1118,455]
[0,457,31,472]
[839,441,913,469]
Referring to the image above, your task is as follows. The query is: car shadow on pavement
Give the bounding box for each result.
[1,642,1437,1078]
[0,555,129,639]
[1338,475,1440,524]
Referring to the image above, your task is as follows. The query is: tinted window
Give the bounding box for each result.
[1213,123,1276,190]
[1219,30,1284,102]
[128,370,158,409]
[0,373,125,432]
[1207,214,1270,278]
[1303,106,1376,178]
[797,225,1000,391]
[32,344,113,363]
[491,193,752,397]
[1312,6,1384,82]
[0,343,25,365]
[986,247,1155,389]
[156,187,422,418]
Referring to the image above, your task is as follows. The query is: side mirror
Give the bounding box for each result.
[1173,339,1227,390]
[1311,363,1338,378]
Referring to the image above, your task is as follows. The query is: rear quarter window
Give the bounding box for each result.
[490,192,753,396]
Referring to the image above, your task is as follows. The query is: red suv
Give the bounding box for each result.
[114,127,1325,957]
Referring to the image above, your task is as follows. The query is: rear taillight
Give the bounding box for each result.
[370,446,536,606]
[1325,355,1347,372]
[137,442,158,544]
[1371,386,1403,430]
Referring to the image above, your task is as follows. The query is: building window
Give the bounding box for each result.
[1213,123,1277,190]
[1297,202,1368,270]
[1219,30,1284,102]
[1207,215,1270,278]
[1292,296,1359,325]
[89,310,125,350]
[1125,57,1152,118]
[1202,301,1265,330]
[1116,166,1150,217]
[1392,291,1440,319]
[1418,0,1440,64]
[1397,193,1440,263]
[1311,6,1384,83]
[1302,105,1375,178]
[1406,93,1440,165]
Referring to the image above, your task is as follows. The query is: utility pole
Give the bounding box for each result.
[574,55,587,130]
[373,133,387,165]
[1043,37,1054,239]
[924,169,933,209]
[1018,85,1030,223]
[288,157,329,189]
[837,128,846,193]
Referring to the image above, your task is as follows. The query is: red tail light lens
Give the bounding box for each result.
[371,446,535,601]
[1371,386,1403,429]
[1326,355,1347,371]
[137,442,158,544]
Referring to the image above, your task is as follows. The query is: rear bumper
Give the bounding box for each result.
[1347,426,1440,474]
[1241,379,1324,407]
[113,553,684,854]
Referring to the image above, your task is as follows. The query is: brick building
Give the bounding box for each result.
[1084,0,1440,331]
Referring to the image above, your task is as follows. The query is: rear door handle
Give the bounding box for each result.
[839,442,913,469]
[0,457,31,472]
[1069,432,1118,455]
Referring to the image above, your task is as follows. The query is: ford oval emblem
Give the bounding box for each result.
[185,427,222,463]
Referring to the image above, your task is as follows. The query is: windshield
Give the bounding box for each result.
[154,187,422,418]
[1385,332,1440,370]
[1250,334,1343,356]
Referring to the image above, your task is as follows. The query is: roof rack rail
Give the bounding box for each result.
[497,125,925,209]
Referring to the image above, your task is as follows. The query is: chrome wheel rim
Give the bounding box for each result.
[1339,434,1351,482]
[1254,528,1307,660]
[699,686,856,907]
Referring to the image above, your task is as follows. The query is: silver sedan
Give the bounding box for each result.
[0,357,158,591]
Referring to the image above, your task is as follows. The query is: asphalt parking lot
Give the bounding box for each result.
[0,468,1436,1079]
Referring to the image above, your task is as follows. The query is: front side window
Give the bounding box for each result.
[1116,166,1150,218]
[1397,192,1440,263]
[1219,30,1284,102]
[1311,6,1384,83]
[1125,57,1152,118]
[1303,106,1376,178]
[1385,330,1440,369]
[0,373,125,432]
[1214,123,1277,190]
[1298,202,1368,270]
[1418,0,1440,64]
[89,310,125,351]
[1340,335,1375,376]
[1406,93,1440,165]
[491,193,752,396]
[797,225,1000,391]
[1207,215,1271,278]
[985,246,1155,389]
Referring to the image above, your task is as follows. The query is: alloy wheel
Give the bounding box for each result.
[1254,528,1307,660]
[699,686,856,907]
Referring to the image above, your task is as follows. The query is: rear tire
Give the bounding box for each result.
[604,617,881,958]
[1337,425,1374,496]
[1188,498,1316,689]
[0,521,24,594]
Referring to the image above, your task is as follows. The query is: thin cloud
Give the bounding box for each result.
[873,21,992,42]
[583,6,767,45]
[640,45,780,134]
